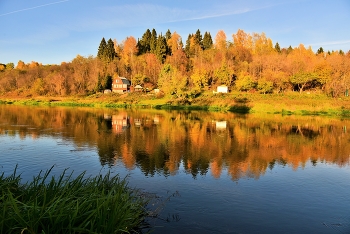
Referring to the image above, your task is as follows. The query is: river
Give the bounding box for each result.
[0,105,350,233]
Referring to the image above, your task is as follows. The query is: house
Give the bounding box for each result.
[134,85,143,92]
[217,85,228,93]
[112,75,131,93]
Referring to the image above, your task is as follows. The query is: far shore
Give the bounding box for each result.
[1,91,350,117]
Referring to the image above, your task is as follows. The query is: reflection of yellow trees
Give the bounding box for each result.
[1,106,350,180]
[121,143,135,170]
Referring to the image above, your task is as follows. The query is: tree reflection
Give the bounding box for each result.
[1,105,350,180]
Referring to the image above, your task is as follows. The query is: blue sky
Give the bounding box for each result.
[1,0,349,65]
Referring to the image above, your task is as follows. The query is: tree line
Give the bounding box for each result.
[1,28,350,97]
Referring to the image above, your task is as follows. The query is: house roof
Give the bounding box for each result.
[134,85,142,89]
[120,77,131,85]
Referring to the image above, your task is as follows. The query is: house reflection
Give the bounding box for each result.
[112,113,130,133]
[153,115,160,125]
[134,118,142,127]
[215,121,227,130]
[103,114,112,120]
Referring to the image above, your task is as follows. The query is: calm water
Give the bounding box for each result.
[1,105,350,233]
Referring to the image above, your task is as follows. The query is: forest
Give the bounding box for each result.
[1,28,350,98]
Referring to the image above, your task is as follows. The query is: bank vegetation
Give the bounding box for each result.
[1,29,350,115]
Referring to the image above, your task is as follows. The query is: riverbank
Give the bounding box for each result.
[1,91,350,117]
[0,167,150,234]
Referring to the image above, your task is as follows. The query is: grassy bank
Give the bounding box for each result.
[0,167,149,234]
[1,91,350,117]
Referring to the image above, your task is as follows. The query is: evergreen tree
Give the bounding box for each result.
[102,74,113,89]
[95,72,103,92]
[165,29,172,41]
[185,34,192,57]
[316,47,324,55]
[203,32,213,50]
[105,38,116,62]
[150,29,157,54]
[287,45,293,54]
[156,34,167,63]
[179,39,184,50]
[97,37,107,59]
[138,29,152,55]
[274,42,281,53]
[164,29,172,56]
[165,29,172,55]
[194,29,203,49]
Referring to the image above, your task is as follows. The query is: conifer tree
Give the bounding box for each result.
[165,29,172,55]
[165,29,172,41]
[203,32,213,50]
[156,34,167,63]
[316,47,324,55]
[274,42,281,53]
[105,38,116,62]
[185,34,192,57]
[194,29,203,50]
[138,29,152,55]
[150,29,157,54]
[97,37,107,59]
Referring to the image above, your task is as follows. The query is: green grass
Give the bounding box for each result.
[0,166,149,234]
[2,91,350,117]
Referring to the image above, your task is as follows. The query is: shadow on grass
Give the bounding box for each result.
[234,97,250,104]
[228,97,251,113]
[228,105,251,114]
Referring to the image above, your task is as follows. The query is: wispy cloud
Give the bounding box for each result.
[309,40,350,47]
[89,0,293,29]
[92,2,272,29]
[0,0,69,17]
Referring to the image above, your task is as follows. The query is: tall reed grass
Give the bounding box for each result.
[0,166,149,234]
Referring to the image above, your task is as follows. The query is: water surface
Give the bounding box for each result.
[1,105,350,233]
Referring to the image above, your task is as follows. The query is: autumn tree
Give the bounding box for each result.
[231,29,253,63]
[167,31,182,55]
[252,32,274,55]
[233,29,253,51]
[122,36,138,68]
[235,72,256,91]
[214,30,227,52]
[290,71,318,92]
[157,64,187,96]
[6,63,14,70]
[190,68,210,90]
[16,60,26,69]
[213,65,234,86]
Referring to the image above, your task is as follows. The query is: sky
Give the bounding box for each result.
[1,0,350,65]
